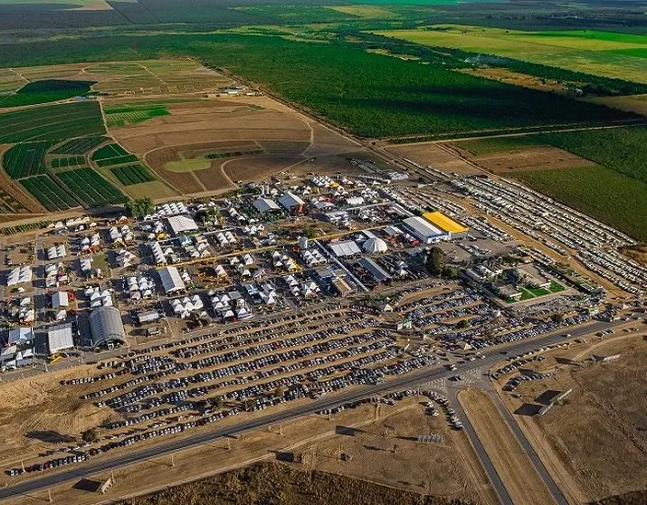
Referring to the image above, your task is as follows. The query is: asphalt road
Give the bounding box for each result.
[0,318,623,502]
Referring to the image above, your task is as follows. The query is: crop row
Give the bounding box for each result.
[110,164,154,185]
[92,142,130,161]
[57,168,126,207]
[51,156,86,169]
[51,136,106,155]
[21,176,77,211]
[3,141,54,179]
[0,220,51,236]
[96,154,139,168]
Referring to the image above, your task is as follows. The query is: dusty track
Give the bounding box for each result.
[458,389,557,505]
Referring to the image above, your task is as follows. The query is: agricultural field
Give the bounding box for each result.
[57,167,126,206]
[509,166,647,242]
[376,26,647,83]
[0,79,93,108]
[92,142,139,167]
[110,163,155,186]
[0,101,105,143]
[454,136,542,155]
[2,141,54,178]
[0,35,634,139]
[50,155,86,170]
[50,136,106,155]
[20,175,77,211]
[104,103,170,128]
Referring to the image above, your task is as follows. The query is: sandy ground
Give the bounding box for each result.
[451,145,597,174]
[496,334,647,503]
[458,389,556,505]
[385,143,482,176]
[5,398,492,505]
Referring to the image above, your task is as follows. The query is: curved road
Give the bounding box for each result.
[0,318,620,503]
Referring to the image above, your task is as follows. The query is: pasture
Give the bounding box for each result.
[377,27,647,83]
[0,101,105,143]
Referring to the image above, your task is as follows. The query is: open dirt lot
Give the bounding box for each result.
[450,145,597,174]
[4,394,492,505]
[385,143,483,176]
[458,389,556,505]
[498,334,647,503]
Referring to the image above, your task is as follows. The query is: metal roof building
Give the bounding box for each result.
[329,240,362,258]
[166,215,199,236]
[89,306,126,350]
[402,216,447,244]
[278,192,305,212]
[358,257,392,283]
[48,323,74,354]
[253,197,280,214]
[422,212,469,239]
[90,306,126,348]
[159,266,186,294]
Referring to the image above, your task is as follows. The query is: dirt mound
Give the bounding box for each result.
[118,463,474,505]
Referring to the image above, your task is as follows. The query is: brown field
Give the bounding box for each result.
[224,156,305,184]
[458,389,556,505]
[584,95,647,117]
[116,463,468,505]
[452,145,597,174]
[460,68,566,95]
[498,334,647,503]
[385,143,483,176]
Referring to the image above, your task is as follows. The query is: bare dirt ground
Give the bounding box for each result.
[458,389,556,505]
[4,397,491,505]
[385,143,483,175]
[496,334,647,503]
[115,463,472,505]
[224,156,305,184]
[459,68,567,96]
[450,145,597,174]
[620,244,647,267]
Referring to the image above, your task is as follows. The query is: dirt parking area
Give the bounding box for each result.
[385,143,483,176]
[459,389,556,505]
[499,334,647,503]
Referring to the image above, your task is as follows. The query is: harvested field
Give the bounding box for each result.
[458,389,556,505]
[585,95,647,116]
[121,180,178,200]
[452,145,597,174]
[116,463,469,505]
[385,143,483,176]
[193,165,235,192]
[224,156,304,183]
[502,335,647,503]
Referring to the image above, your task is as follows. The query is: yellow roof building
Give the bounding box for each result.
[422,212,469,234]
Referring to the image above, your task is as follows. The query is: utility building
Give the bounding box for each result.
[89,306,126,350]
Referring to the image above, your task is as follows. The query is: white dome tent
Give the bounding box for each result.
[363,237,388,254]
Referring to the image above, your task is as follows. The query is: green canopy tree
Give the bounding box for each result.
[426,246,446,276]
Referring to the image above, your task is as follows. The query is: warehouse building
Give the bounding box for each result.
[402,216,447,244]
[89,306,126,350]
[166,215,199,236]
[253,197,281,214]
[278,192,305,214]
[158,266,186,294]
[48,323,74,354]
[422,212,469,239]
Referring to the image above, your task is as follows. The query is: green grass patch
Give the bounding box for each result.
[0,101,105,143]
[57,168,126,207]
[3,141,55,178]
[549,280,565,293]
[165,158,212,172]
[110,164,155,186]
[509,166,647,242]
[455,136,543,155]
[528,287,549,297]
[0,80,94,108]
[519,288,534,301]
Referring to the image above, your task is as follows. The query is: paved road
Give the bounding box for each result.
[0,318,622,502]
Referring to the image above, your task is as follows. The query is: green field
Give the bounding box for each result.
[50,155,86,169]
[0,34,633,138]
[0,101,105,143]
[376,26,647,84]
[539,127,647,184]
[57,168,126,207]
[510,166,647,242]
[0,79,93,108]
[50,136,106,155]
[3,141,54,178]
[104,103,170,128]
[455,136,543,155]
[92,142,139,167]
[21,175,77,211]
[110,164,155,186]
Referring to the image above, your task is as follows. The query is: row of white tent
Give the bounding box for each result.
[7,266,32,286]
[85,286,113,308]
[109,225,133,244]
[170,295,206,319]
[47,244,66,260]
[116,249,138,268]
[125,276,155,301]
[145,202,188,218]
[301,249,327,268]
[215,231,237,247]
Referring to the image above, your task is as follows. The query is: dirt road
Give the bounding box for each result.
[458,389,557,505]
